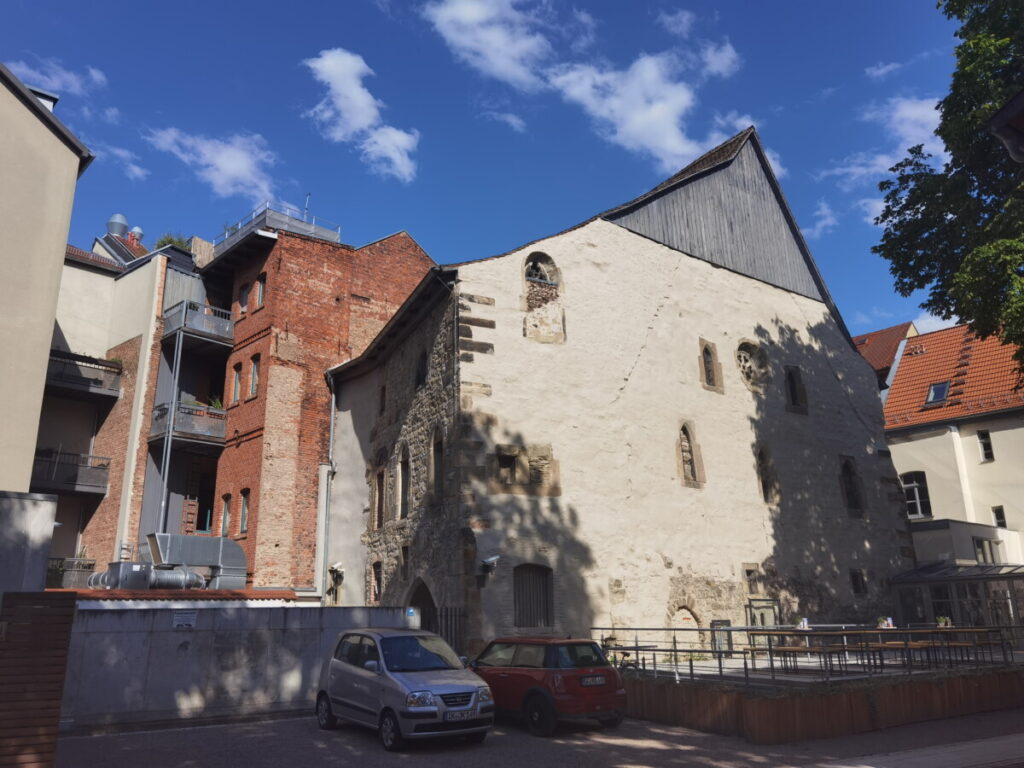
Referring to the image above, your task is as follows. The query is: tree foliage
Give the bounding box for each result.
[873,0,1024,364]
[155,232,190,250]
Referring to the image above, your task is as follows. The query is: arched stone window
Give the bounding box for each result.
[415,351,427,389]
[703,347,715,386]
[755,447,778,503]
[513,564,554,628]
[678,422,706,488]
[399,445,411,519]
[429,428,444,503]
[698,339,723,393]
[524,252,565,343]
[784,366,807,413]
[736,341,770,391]
[840,458,863,517]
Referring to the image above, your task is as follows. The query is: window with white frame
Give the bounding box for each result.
[978,430,994,461]
[900,472,932,518]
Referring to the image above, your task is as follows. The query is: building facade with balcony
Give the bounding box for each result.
[878,324,1024,626]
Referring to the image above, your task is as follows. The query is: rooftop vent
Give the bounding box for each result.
[107,213,128,237]
[129,225,144,242]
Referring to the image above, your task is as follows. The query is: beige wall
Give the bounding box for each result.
[52,264,117,356]
[456,218,909,638]
[0,83,81,491]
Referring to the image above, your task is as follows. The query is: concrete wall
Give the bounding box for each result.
[52,264,116,357]
[61,604,416,729]
[0,491,58,591]
[454,217,909,643]
[0,79,82,492]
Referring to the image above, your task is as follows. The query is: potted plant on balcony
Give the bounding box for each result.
[62,546,96,589]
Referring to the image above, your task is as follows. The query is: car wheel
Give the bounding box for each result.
[379,709,406,752]
[315,693,338,730]
[524,695,556,737]
[465,730,488,745]
[599,713,623,729]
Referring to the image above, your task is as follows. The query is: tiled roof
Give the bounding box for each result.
[65,243,124,273]
[883,325,1024,431]
[852,321,914,373]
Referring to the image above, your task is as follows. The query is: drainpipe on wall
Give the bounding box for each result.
[315,374,338,602]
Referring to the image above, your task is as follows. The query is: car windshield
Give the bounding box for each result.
[554,643,608,669]
[380,635,463,672]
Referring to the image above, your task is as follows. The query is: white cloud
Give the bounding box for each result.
[5,57,107,96]
[658,9,696,38]
[303,48,419,182]
[763,147,788,179]
[422,0,552,91]
[483,110,526,132]
[855,197,884,225]
[865,61,902,79]
[569,8,597,53]
[95,142,149,181]
[912,310,958,334]
[851,306,895,328]
[802,200,838,240]
[147,128,275,203]
[549,53,701,173]
[707,111,786,178]
[819,96,944,190]
[359,125,420,183]
[102,106,120,124]
[699,39,741,78]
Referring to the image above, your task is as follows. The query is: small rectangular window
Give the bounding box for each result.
[238,283,250,314]
[239,489,249,533]
[255,274,266,308]
[498,454,517,485]
[849,569,867,596]
[401,545,410,581]
[973,537,995,564]
[371,561,382,603]
[378,385,386,415]
[249,356,260,397]
[221,495,231,536]
[375,471,385,529]
[978,430,994,461]
[925,381,949,405]
[744,567,761,595]
[993,506,1007,528]
[232,364,242,403]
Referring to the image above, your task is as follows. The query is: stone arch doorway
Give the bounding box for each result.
[408,580,438,634]
[666,605,705,651]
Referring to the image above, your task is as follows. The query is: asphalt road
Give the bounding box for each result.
[56,709,1024,768]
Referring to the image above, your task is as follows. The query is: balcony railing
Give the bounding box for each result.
[212,200,342,257]
[46,352,121,397]
[150,401,227,443]
[163,301,234,342]
[31,451,110,494]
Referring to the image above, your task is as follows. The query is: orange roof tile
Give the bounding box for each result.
[64,243,124,273]
[883,325,1024,431]
[852,321,914,374]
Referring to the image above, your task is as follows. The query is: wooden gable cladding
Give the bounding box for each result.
[0,592,76,768]
[604,135,827,303]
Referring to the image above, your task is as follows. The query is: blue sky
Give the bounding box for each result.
[4,1,960,333]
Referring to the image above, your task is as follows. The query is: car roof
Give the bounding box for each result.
[336,627,438,640]
[489,637,596,645]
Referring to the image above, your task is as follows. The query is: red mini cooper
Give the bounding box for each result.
[471,637,627,736]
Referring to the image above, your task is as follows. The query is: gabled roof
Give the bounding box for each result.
[94,233,148,263]
[65,243,123,274]
[0,63,93,175]
[852,321,916,374]
[883,325,1024,432]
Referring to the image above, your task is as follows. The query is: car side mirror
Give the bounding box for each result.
[363,660,380,674]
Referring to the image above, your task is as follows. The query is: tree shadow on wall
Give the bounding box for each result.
[745,316,909,625]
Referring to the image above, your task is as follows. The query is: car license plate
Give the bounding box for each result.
[444,710,473,722]
[581,675,606,687]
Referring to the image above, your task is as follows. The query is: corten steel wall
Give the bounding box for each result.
[623,670,1024,744]
[215,231,433,589]
[59,604,415,730]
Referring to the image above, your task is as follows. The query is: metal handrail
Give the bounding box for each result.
[32,451,111,489]
[46,355,121,391]
[163,300,233,321]
[211,200,341,246]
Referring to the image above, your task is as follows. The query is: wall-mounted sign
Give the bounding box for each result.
[173,610,197,629]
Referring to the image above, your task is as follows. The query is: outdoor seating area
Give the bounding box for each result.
[593,623,1024,687]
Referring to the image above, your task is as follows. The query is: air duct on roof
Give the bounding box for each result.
[107,213,128,237]
[129,225,144,242]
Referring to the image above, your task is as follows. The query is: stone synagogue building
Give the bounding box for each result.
[325,128,912,652]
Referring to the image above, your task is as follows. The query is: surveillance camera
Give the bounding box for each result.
[328,562,344,575]
[481,555,500,566]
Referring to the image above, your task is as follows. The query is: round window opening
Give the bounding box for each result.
[736,342,769,388]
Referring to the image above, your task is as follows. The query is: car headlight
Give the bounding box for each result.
[477,686,493,704]
[406,690,436,708]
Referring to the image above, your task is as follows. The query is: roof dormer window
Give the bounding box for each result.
[924,381,948,405]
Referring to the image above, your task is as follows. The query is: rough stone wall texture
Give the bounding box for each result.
[80,334,141,562]
[329,295,463,613]
[455,218,910,643]
[215,231,432,588]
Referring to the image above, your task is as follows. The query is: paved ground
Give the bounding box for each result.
[56,708,1024,768]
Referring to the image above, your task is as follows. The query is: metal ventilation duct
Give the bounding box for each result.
[107,213,128,237]
[129,225,144,241]
[87,533,248,590]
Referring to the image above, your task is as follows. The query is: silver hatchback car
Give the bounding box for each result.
[315,628,494,750]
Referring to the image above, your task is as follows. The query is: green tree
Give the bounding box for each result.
[873,0,1024,364]
[155,232,190,250]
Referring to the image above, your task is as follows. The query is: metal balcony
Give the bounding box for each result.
[163,301,234,344]
[45,351,121,399]
[150,401,227,445]
[212,200,341,258]
[31,451,110,495]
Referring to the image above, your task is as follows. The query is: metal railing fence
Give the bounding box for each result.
[32,451,111,491]
[163,301,234,339]
[46,354,120,393]
[150,401,227,441]
[212,201,341,248]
